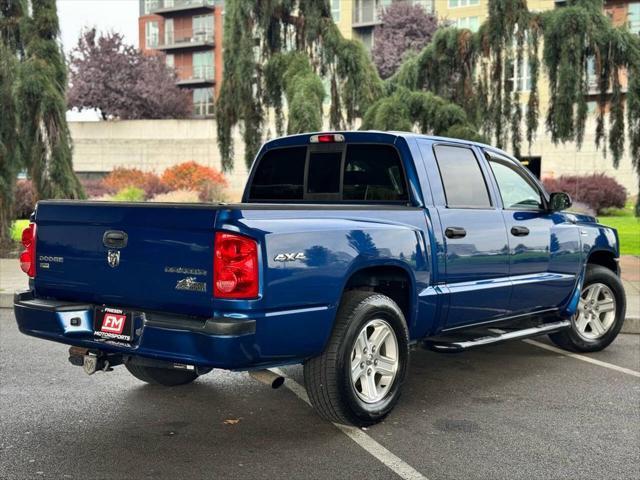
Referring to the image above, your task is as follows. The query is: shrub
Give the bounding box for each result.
[150,189,200,203]
[13,180,36,219]
[112,187,145,202]
[543,174,627,214]
[161,161,227,192]
[102,167,169,199]
[198,179,227,203]
[80,178,111,198]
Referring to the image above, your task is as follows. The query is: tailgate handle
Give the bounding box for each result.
[103,230,128,249]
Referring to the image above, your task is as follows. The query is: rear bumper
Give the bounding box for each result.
[14,290,333,369]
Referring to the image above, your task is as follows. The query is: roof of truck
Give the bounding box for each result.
[263,130,511,158]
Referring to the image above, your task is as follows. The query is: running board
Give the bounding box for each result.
[423,320,571,353]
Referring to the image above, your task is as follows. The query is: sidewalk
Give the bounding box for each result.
[0,258,27,308]
[1,256,639,331]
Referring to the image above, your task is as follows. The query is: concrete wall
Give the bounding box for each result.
[69,117,638,201]
[69,119,249,200]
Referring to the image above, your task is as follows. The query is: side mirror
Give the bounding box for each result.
[548,192,572,212]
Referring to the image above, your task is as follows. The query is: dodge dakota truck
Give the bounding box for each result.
[14,131,627,426]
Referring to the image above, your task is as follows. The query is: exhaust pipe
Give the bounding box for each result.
[249,369,285,389]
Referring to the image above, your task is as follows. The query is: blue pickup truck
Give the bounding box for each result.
[14,131,626,426]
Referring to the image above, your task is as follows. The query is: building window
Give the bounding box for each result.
[144,0,158,14]
[455,16,479,32]
[331,0,340,21]
[512,55,531,92]
[193,88,214,117]
[411,0,434,13]
[629,3,640,35]
[448,0,479,7]
[164,18,174,45]
[145,20,159,48]
[165,53,175,70]
[193,14,214,41]
[193,51,214,80]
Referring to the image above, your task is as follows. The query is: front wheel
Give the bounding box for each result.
[549,264,626,352]
[304,291,409,426]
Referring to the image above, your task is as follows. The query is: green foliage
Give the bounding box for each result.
[0,0,25,241]
[218,0,640,209]
[216,0,383,169]
[113,187,145,202]
[10,218,29,242]
[15,0,84,201]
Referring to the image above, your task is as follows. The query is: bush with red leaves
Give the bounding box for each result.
[13,180,36,219]
[161,161,227,192]
[101,167,169,199]
[80,178,111,198]
[543,174,627,214]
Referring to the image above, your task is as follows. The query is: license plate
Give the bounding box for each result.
[94,307,134,342]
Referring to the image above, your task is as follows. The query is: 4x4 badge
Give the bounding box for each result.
[107,250,120,268]
[274,252,307,262]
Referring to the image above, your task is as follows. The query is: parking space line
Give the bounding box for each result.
[270,368,429,480]
[523,339,640,378]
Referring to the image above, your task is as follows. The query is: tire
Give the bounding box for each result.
[304,290,409,427]
[125,362,199,386]
[549,264,626,353]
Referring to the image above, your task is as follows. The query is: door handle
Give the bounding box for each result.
[445,227,467,239]
[510,226,530,237]
[103,230,128,249]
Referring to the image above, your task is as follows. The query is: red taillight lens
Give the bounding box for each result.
[214,232,259,299]
[19,223,36,277]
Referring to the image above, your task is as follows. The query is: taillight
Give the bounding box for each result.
[309,133,345,143]
[213,232,259,299]
[19,223,37,277]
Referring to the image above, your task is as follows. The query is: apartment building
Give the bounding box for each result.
[333,0,434,50]
[138,0,224,117]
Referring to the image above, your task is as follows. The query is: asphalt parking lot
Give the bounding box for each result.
[1,309,639,480]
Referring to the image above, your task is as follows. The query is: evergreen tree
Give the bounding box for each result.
[0,0,25,242]
[16,0,83,200]
[217,0,639,207]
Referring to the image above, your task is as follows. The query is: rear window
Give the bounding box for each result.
[248,146,306,200]
[433,145,491,208]
[247,144,408,203]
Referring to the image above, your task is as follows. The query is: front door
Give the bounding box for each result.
[484,152,581,314]
[429,144,512,329]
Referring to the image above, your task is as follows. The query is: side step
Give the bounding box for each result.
[423,320,571,353]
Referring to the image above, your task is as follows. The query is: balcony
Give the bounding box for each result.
[175,65,215,87]
[157,28,214,51]
[151,0,215,16]
[352,0,384,28]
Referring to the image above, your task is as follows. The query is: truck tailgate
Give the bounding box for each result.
[33,202,219,317]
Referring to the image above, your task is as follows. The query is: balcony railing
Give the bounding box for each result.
[158,28,214,50]
[150,0,215,15]
[174,65,215,85]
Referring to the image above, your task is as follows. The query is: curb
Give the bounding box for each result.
[0,293,12,310]
[2,291,638,333]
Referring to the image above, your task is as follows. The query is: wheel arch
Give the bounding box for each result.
[586,249,619,275]
[340,262,417,331]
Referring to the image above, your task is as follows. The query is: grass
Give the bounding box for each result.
[598,200,640,256]
[10,219,29,242]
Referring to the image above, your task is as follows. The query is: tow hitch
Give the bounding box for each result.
[68,347,123,375]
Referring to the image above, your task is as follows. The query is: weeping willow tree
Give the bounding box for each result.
[218,0,640,204]
[0,0,25,242]
[16,0,84,200]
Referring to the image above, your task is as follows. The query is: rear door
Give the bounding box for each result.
[483,151,581,314]
[423,143,512,329]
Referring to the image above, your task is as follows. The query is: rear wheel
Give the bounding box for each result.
[304,291,409,426]
[549,264,626,352]
[125,363,199,386]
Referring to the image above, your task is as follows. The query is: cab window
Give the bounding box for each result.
[488,158,543,210]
